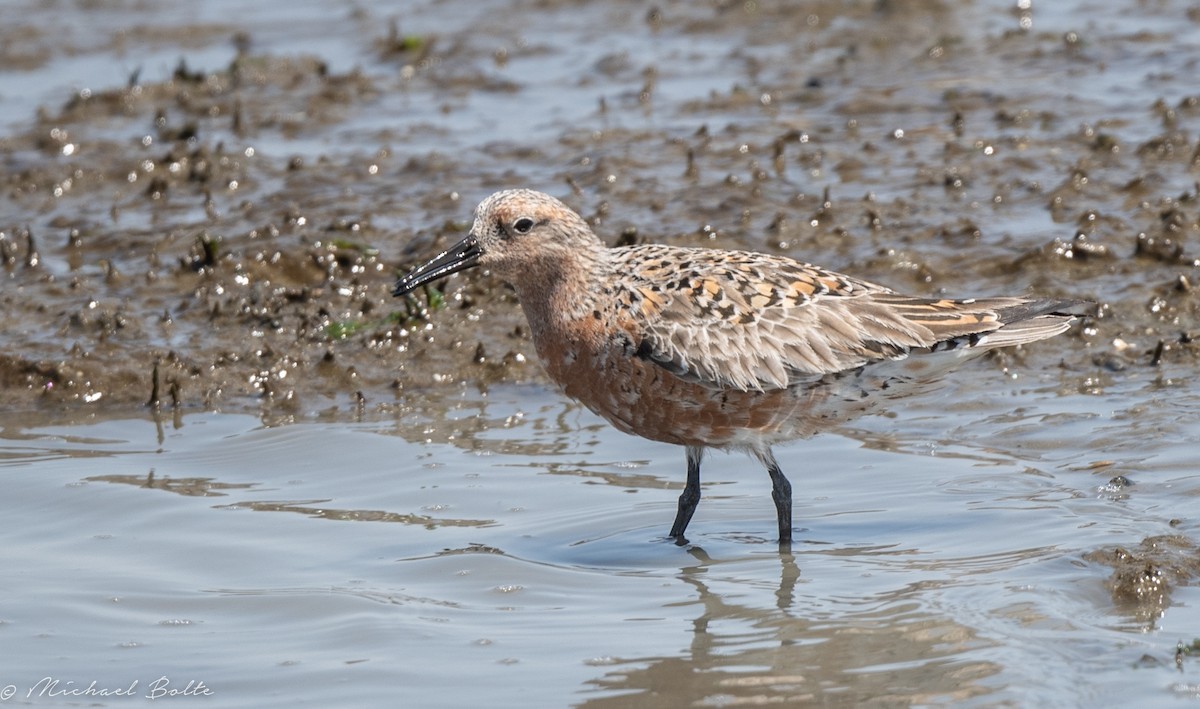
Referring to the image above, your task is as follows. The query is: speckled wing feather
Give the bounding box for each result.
[611,245,1078,392]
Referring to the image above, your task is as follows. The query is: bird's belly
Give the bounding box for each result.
[535,337,973,451]
[537,341,826,450]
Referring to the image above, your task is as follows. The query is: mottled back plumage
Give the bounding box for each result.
[610,245,1076,391]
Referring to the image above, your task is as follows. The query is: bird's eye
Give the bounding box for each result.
[512,217,535,235]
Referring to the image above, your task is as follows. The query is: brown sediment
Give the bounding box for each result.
[0,0,1195,425]
[1084,535,1200,627]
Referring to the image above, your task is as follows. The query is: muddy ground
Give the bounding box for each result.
[1,0,1199,622]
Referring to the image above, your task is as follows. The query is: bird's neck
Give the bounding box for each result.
[509,248,612,345]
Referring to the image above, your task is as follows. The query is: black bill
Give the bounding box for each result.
[392,235,482,297]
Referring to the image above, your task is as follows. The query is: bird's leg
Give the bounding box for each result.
[759,448,793,545]
[669,446,704,541]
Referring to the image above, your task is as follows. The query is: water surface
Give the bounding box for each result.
[4,358,1199,706]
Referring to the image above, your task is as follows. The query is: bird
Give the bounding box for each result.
[393,189,1083,545]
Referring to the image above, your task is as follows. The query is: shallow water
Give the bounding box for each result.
[3,356,1199,707]
[3,0,1200,706]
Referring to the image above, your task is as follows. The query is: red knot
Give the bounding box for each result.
[394,189,1084,545]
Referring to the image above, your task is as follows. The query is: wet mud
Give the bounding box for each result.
[1085,533,1200,628]
[1,0,1199,625]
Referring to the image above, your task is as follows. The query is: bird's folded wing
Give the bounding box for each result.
[612,246,1072,392]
